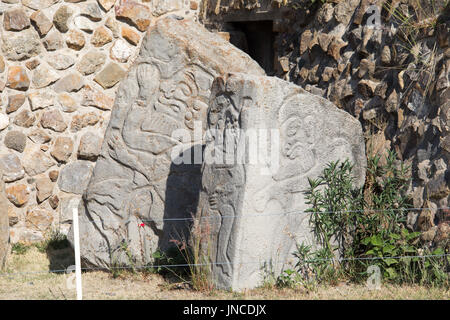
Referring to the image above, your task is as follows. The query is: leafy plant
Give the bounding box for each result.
[305,160,365,258]
[109,240,136,279]
[293,153,448,287]
[11,242,30,255]
[361,229,449,286]
[276,269,300,288]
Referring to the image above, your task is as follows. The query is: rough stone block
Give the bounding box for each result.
[196,73,366,290]
[72,16,263,269]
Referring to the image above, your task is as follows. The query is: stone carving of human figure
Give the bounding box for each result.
[106,63,178,184]
[201,93,246,284]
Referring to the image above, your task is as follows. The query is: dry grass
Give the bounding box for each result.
[0,248,448,300]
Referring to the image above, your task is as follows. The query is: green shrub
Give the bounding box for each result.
[11,243,30,255]
[283,151,449,288]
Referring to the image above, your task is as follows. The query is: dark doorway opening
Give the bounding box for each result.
[228,20,275,75]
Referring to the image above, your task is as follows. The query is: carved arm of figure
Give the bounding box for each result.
[107,128,152,183]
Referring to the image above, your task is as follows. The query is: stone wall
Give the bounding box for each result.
[0,0,200,243]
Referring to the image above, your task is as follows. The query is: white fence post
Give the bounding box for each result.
[72,207,83,300]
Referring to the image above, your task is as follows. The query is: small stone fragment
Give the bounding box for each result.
[81,2,103,21]
[53,6,73,33]
[328,37,348,61]
[115,0,151,32]
[46,52,76,70]
[66,29,85,50]
[91,26,113,47]
[7,94,26,114]
[299,30,313,55]
[78,132,102,161]
[6,66,30,91]
[28,129,51,144]
[358,79,379,98]
[4,131,27,152]
[0,154,25,182]
[28,90,54,110]
[40,109,68,132]
[35,176,53,203]
[43,31,64,51]
[49,170,59,182]
[14,110,36,128]
[358,58,375,78]
[318,32,332,52]
[49,194,59,209]
[30,10,53,37]
[381,45,391,64]
[81,85,114,110]
[58,161,93,194]
[98,0,116,11]
[385,90,398,113]
[110,39,133,63]
[73,15,97,33]
[70,112,100,132]
[8,207,19,227]
[58,93,78,113]
[398,70,405,90]
[121,25,140,45]
[51,136,74,163]
[31,64,60,89]
[77,50,106,75]
[25,59,40,70]
[94,63,126,89]
[105,15,120,37]
[3,8,30,31]
[5,184,30,207]
[53,73,84,93]
[22,148,55,176]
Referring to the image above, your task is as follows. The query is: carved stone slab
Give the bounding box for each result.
[197,73,366,290]
[72,17,264,268]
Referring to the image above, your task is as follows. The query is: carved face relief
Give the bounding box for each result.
[274,101,317,181]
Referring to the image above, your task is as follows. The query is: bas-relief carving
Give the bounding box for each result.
[74,17,264,268]
[198,73,366,290]
[84,62,214,266]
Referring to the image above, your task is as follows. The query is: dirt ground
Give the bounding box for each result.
[0,247,449,300]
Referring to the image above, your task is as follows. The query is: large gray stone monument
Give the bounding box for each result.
[197,73,366,290]
[72,17,264,268]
